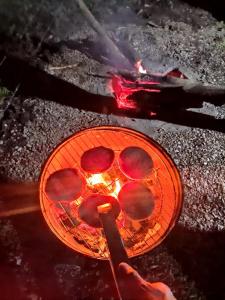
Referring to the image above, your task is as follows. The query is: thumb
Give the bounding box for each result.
[118,262,145,285]
[118,263,153,300]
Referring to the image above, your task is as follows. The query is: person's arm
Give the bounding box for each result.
[118,262,176,300]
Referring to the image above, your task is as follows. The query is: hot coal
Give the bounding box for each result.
[78,194,120,228]
[119,146,153,179]
[118,182,154,220]
[81,146,115,174]
[45,168,85,201]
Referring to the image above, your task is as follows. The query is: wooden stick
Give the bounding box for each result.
[0,205,40,218]
[75,0,133,70]
[0,182,40,218]
[49,63,79,70]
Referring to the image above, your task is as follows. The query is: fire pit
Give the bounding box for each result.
[39,126,182,259]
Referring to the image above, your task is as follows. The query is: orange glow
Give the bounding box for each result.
[88,173,104,186]
[97,203,112,214]
[87,173,121,197]
[110,74,160,110]
[39,126,183,260]
[110,180,121,198]
[135,60,147,74]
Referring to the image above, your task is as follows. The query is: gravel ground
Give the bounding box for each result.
[0,0,225,299]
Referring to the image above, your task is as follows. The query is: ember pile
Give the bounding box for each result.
[110,61,187,112]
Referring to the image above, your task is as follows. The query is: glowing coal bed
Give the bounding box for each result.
[39,126,182,260]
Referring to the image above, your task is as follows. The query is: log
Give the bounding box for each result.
[115,71,225,108]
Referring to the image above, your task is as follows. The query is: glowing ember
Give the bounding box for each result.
[110,180,121,198]
[110,59,160,110]
[88,173,104,186]
[110,74,160,110]
[110,60,188,111]
[88,173,122,197]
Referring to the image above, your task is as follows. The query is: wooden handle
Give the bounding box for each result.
[98,203,129,300]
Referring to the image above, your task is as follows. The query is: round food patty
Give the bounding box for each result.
[45,168,85,201]
[78,194,120,228]
[81,146,115,174]
[119,146,153,179]
[118,182,154,220]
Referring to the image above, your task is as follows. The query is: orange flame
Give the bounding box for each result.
[135,60,147,74]
[88,174,104,186]
[88,173,121,197]
[110,179,121,198]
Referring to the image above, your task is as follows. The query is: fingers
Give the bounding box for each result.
[150,282,177,300]
[118,263,176,300]
[119,262,144,285]
[118,262,148,299]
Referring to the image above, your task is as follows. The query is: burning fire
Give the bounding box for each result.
[111,180,121,197]
[110,60,160,110]
[88,173,104,186]
[87,173,121,197]
[135,60,147,74]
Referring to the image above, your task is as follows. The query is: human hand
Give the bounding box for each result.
[118,262,176,300]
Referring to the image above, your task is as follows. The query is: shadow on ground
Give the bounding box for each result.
[165,224,225,300]
[0,51,225,133]
[183,0,225,21]
[1,211,118,300]
[2,210,225,299]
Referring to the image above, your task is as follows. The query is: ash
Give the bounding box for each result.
[0,0,225,299]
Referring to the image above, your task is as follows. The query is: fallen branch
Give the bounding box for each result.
[49,63,79,70]
[0,182,40,218]
[114,70,225,108]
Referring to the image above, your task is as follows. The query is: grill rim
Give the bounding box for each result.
[39,125,183,259]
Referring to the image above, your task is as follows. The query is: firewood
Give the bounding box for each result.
[115,71,225,108]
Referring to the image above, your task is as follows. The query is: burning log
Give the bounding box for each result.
[110,69,225,111]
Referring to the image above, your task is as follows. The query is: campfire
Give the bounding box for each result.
[110,59,192,113]
[110,60,160,110]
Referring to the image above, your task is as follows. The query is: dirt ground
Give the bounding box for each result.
[0,0,225,299]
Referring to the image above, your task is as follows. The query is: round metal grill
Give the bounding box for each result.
[39,126,183,259]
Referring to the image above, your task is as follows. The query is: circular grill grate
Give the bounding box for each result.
[39,126,183,259]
